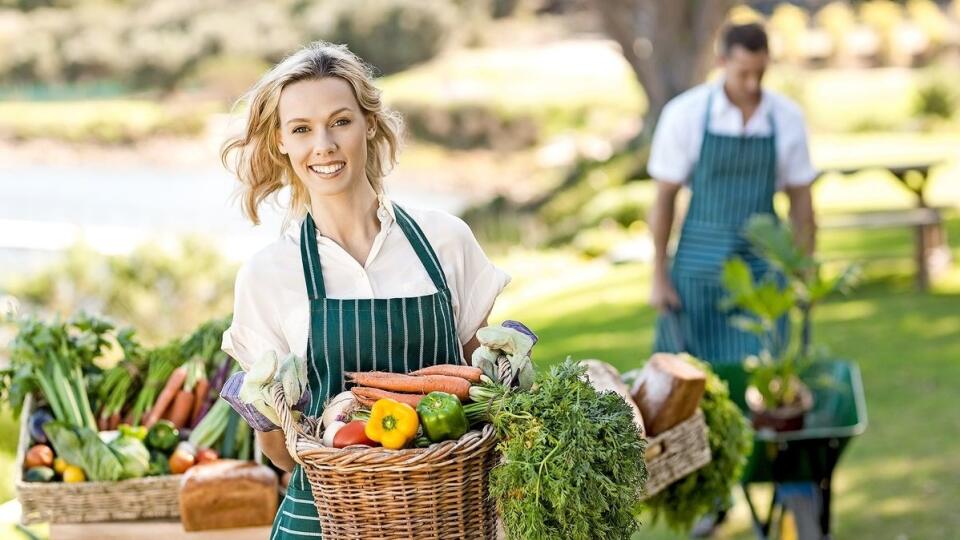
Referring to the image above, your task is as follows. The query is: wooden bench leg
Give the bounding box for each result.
[915,225,929,291]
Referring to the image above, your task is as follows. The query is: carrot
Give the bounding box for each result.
[164,390,195,429]
[108,412,121,430]
[351,387,425,408]
[189,377,209,427]
[144,366,188,428]
[410,365,482,383]
[346,372,471,401]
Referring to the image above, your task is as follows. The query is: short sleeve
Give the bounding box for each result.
[777,103,818,189]
[647,99,696,183]
[221,259,290,371]
[448,219,511,345]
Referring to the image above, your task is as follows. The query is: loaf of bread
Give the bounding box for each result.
[179,460,279,531]
[630,353,706,436]
[582,360,646,433]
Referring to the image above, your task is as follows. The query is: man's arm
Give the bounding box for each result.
[648,181,683,311]
[786,184,816,256]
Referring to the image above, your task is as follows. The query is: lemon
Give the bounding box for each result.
[62,465,86,483]
[53,458,69,474]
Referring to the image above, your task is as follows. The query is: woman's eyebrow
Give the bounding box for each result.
[284,107,352,125]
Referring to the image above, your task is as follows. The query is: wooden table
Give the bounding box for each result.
[50,521,271,539]
[819,161,953,290]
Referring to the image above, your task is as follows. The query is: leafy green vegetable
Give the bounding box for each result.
[643,357,753,531]
[45,421,124,482]
[110,435,150,479]
[487,359,647,540]
[0,313,113,430]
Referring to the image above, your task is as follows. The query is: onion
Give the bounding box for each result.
[322,421,346,447]
[321,391,357,428]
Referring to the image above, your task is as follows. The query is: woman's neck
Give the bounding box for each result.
[308,182,381,265]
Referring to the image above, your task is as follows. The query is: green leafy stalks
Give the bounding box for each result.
[0,313,113,431]
[643,356,753,531]
[487,359,647,540]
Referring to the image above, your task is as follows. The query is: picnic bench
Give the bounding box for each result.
[818,161,953,290]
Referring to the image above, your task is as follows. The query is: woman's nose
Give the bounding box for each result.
[312,130,337,155]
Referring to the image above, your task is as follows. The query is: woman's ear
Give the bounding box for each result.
[276,128,288,155]
[365,115,376,140]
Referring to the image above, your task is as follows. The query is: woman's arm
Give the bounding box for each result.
[256,430,296,472]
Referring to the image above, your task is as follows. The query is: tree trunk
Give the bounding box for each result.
[591,0,736,137]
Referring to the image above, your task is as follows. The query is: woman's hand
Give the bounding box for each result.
[256,430,296,473]
[650,271,681,313]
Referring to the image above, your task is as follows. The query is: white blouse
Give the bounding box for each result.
[648,79,818,190]
[221,195,511,371]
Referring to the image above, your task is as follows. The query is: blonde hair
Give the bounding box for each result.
[222,42,403,225]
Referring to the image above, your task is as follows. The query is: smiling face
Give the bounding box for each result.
[276,77,374,198]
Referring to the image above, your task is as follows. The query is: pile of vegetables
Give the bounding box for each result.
[1,312,246,484]
[308,322,649,540]
[639,356,753,531]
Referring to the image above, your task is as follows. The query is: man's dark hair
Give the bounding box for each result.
[721,23,769,56]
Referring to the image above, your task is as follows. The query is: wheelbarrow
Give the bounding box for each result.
[713,360,868,540]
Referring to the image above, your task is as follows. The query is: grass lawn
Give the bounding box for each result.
[489,219,960,539]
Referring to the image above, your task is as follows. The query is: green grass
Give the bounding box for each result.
[489,236,960,539]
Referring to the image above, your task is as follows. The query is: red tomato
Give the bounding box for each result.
[333,421,378,448]
[196,448,219,464]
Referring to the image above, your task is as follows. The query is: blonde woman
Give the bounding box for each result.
[220,42,510,538]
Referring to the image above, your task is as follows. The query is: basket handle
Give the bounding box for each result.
[271,382,308,467]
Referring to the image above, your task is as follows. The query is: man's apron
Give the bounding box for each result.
[654,91,784,365]
[270,205,461,539]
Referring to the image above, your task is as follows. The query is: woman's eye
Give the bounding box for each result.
[333,118,351,127]
[292,126,308,134]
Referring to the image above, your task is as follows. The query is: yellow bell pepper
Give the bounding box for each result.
[364,399,419,450]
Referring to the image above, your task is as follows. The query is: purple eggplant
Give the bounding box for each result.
[28,408,54,444]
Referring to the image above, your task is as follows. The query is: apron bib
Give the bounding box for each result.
[654,91,787,365]
[270,205,461,539]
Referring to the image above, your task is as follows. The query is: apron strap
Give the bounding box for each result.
[299,213,326,300]
[703,91,715,133]
[393,205,450,293]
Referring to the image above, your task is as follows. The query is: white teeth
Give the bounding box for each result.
[309,162,344,175]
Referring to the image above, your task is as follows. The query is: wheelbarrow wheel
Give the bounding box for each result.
[776,483,822,540]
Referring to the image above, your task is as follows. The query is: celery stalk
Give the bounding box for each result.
[52,361,82,427]
[73,364,97,431]
[35,373,66,423]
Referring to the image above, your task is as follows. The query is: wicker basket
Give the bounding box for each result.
[15,395,182,524]
[273,385,500,540]
[642,408,712,498]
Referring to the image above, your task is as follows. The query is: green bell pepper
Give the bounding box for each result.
[146,420,179,452]
[147,449,170,476]
[416,391,468,443]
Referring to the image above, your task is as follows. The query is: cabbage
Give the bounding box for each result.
[109,435,150,479]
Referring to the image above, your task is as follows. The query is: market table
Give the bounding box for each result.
[50,521,271,539]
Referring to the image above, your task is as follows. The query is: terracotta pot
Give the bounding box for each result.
[745,378,814,432]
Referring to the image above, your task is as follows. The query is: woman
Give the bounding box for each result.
[220,42,510,539]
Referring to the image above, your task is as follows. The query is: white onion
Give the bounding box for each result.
[321,391,356,428]
[322,421,346,447]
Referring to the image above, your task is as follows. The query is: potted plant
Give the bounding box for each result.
[721,215,858,431]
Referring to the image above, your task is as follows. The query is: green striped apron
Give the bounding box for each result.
[654,91,787,365]
[270,205,461,539]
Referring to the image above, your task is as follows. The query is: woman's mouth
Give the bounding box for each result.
[308,161,346,178]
